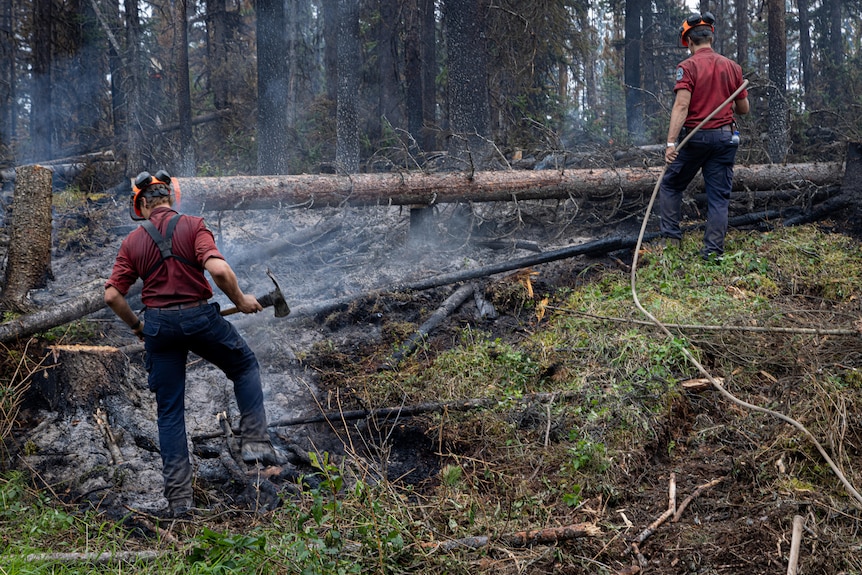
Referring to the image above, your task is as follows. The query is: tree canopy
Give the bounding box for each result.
[1,0,860,179]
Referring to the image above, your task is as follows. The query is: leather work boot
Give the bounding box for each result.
[168,498,194,518]
[241,440,281,466]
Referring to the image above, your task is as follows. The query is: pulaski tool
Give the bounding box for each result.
[221,269,290,318]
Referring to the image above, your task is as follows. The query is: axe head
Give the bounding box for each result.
[257,270,290,318]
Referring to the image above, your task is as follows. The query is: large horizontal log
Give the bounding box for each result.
[175,162,843,212]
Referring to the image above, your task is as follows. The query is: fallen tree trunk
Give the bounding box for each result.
[0,280,138,344]
[175,162,843,212]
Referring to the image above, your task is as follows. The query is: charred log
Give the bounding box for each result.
[380,283,474,370]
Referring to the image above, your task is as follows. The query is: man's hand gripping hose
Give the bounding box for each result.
[629,79,862,507]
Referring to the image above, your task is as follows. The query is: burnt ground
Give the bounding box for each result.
[2,174,862,573]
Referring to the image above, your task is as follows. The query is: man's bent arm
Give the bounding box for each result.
[665,89,691,162]
[204,257,263,314]
[105,286,139,327]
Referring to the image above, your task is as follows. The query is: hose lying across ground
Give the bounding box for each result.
[629,79,862,507]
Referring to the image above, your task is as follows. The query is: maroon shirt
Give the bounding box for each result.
[674,47,747,130]
[106,207,223,308]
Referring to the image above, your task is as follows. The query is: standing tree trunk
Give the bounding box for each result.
[66,0,103,155]
[1,165,53,312]
[443,0,491,168]
[175,0,195,176]
[767,0,787,163]
[375,0,402,144]
[256,0,289,175]
[30,0,52,162]
[405,0,424,152]
[797,0,811,99]
[322,0,338,106]
[124,0,145,172]
[107,0,125,142]
[735,0,748,70]
[826,0,842,69]
[420,0,436,152]
[624,0,643,144]
[0,0,14,152]
[336,0,360,174]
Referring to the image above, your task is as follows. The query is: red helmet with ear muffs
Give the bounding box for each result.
[129,170,175,221]
[679,12,715,47]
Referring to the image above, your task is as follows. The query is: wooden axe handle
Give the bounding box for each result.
[220,289,276,317]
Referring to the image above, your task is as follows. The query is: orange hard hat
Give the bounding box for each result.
[130,170,177,220]
[679,12,715,47]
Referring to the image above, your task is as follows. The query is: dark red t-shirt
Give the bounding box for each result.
[106,207,223,308]
[674,47,747,130]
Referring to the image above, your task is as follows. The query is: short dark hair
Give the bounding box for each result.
[687,26,713,45]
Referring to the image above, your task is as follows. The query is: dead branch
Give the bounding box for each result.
[548,309,860,337]
[631,473,676,567]
[420,522,601,551]
[787,514,805,575]
[124,506,178,544]
[472,238,543,253]
[94,408,124,465]
[672,477,725,522]
[380,283,474,369]
[273,209,789,326]
[21,550,167,564]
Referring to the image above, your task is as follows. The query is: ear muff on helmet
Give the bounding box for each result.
[679,11,715,47]
[129,170,173,220]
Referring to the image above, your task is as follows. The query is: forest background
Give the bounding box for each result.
[0,0,859,183]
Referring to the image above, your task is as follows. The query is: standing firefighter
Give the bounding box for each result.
[659,12,750,259]
[105,170,280,517]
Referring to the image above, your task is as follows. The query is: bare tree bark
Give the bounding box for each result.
[336,0,360,174]
[1,165,53,311]
[420,0,437,151]
[624,0,644,144]
[256,0,289,174]
[767,0,788,163]
[124,0,145,172]
[175,162,843,212]
[30,0,52,161]
[174,0,195,176]
[736,0,749,69]
[444,0,491,167]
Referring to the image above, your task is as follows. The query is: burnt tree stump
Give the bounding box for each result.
[38,345,130,412]
[1,165,53,311]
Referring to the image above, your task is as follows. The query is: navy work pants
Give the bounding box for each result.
[659,128,739,257]
[142,303,269,505]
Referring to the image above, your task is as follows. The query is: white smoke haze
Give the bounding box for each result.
[21,194,593,513]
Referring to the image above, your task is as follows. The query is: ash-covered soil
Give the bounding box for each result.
[11,196,600,515]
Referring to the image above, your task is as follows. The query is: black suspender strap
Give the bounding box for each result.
[142,219,173,259]
[140,214,203,280]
